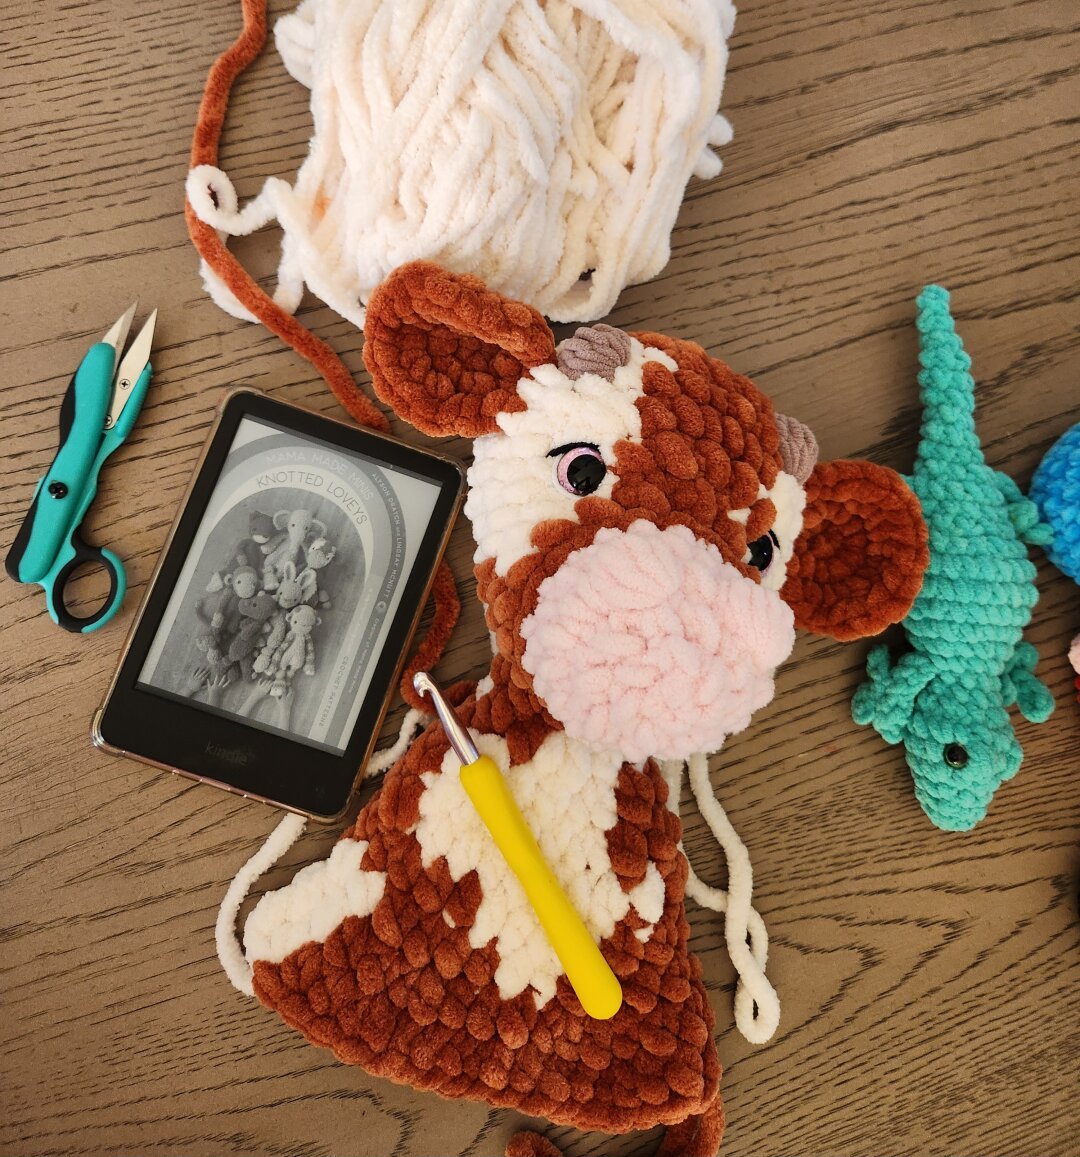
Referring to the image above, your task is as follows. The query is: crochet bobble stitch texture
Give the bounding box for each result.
[1031,422,1080,703]
[1031,422,1080,583]
[853,286,1054,832]
[187,0,736,327]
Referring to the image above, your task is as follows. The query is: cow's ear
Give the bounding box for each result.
[780,459,929,640]
[363,262,556,437]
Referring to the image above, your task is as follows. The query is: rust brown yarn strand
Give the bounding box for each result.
[185,0,460,708]
[186,0,388,432]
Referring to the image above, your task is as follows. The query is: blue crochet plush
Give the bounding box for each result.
[1031,422,1080,583]
[852,285,1055,832]
[1032,421,1080,703]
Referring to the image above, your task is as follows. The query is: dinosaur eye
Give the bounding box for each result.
[745,529,779,572]
[944,743,969,769]
[550,443,606,496]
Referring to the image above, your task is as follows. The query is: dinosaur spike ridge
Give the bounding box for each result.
[914,283,980,461]
[916,284,975,391]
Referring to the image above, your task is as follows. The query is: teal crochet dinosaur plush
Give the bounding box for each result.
[852,285,1055,832]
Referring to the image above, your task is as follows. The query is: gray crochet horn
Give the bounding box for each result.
[774,413,819,483]
[556,324,632,381]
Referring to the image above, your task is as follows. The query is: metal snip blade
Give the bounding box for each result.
[105,309,156,430]
[101,301,138,356]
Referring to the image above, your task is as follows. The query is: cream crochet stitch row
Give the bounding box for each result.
[186,0,736,325]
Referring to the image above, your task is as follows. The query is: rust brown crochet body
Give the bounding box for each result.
[251,688,720,1137]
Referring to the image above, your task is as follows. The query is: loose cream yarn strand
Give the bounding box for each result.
[216,708,426,995]
[661,754,781,1045]
[187,0,735,326]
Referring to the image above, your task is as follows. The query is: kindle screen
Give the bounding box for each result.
[137,415,441,754]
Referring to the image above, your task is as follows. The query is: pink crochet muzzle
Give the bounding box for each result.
[520,521,796,762]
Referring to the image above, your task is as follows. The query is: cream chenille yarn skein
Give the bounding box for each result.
[186,0,736,326]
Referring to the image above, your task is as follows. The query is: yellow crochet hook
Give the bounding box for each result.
[414,672,623,1020]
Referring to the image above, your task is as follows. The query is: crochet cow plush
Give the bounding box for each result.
[239,264,929,1156]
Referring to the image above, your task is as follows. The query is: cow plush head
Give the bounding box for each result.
[365,262,928,764]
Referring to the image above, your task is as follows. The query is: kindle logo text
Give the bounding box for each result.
[205,741,252,766]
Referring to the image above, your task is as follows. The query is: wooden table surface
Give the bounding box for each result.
[2,2,1078,1155]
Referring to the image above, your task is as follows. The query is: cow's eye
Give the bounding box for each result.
[745,529,779,572]
[550,443,606,496]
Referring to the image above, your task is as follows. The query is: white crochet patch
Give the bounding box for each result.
[415,729,665,1008]
[730,473,805,590]
[764,471,807,591]
[244,838,386,964]
[464,339,676,576]
[726,472,805,592]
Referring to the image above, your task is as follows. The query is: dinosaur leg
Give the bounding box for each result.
[1002,642,1055,723]
[852,647,935,744]
[992,470,1053,546]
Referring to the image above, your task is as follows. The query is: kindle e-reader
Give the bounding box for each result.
[93,388,465,820]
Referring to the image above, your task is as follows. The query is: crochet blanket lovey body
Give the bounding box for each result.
[853,286,1055,832]
[225,264,929,1156]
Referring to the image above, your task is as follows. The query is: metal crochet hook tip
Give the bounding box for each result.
[413,671,479,765]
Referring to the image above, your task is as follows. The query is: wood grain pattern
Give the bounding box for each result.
[2,1,1078,1154]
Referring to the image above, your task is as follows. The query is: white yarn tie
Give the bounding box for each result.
[187,0,736,325]
[216,811,306,995]
[366,707,426,774]
[216,707,426,994]
[660,753,781,1045]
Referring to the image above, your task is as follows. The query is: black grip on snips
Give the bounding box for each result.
[4,492,37,582]
[5,374,79,584]
[51,532,121,633]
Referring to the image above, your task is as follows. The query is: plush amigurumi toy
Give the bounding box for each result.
[225,263,929,1157]
[205,561,260,632]
[262,510,327,590]
[228,591,278,679]
[853,286,1055,832]
[1032,421,1080,581]
[1030,421,1080,702]
[265,604,320,700]
[270,559,320,611]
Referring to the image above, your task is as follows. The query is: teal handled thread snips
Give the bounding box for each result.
[5,303,157,633]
